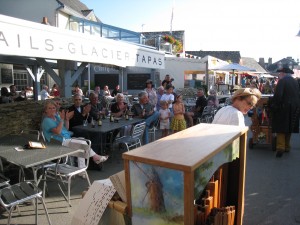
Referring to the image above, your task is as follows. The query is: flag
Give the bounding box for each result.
[170,7,173,34]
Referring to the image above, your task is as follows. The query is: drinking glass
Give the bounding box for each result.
[83,120,88,126]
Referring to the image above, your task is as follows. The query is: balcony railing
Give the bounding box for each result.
[69,15,141,44]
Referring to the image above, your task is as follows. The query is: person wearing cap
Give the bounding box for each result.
[212,88,261,127]
[144,79,157,111]
[271,66,300,157]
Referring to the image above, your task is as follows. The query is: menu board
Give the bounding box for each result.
[1,68,13,84]
[127,74,150,90]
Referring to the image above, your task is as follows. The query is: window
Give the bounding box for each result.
[13,71,28,91]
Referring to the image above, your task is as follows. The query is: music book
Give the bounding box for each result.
[71,179,116,225]
[25,141,46,149]
[109,170,127,203]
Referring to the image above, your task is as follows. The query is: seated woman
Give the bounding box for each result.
[207,89,219,108]
[110,93,130,137]
[111,93,129,117]
[42,101,108,173]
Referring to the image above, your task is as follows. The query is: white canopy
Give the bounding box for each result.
[0,14,165,69]
[259,74,274,78]
[199,55,229,70]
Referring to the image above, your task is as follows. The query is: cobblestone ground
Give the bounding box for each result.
[1,118,300,225]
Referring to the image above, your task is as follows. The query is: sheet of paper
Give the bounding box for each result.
[14,147,24,151]
[109,170,127,203]
[71,179,116,225]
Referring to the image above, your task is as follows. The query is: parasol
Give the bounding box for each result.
[213,63,256,88]
[214,63,256,73]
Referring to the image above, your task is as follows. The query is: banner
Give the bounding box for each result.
[0,14,165,69]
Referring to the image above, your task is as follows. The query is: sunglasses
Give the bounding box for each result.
[244,99,255,108]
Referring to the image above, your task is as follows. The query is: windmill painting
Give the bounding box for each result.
[129,161,184,225]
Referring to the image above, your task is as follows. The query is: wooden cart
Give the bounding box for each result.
[123,123,248,225]
[248,96,276,150]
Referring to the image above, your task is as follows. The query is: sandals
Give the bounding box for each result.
[93,155,109,164]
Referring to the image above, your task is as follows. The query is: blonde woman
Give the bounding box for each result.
[42,101,108,175]
[212,88,261,127]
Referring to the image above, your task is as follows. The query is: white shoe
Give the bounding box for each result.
[94,155,109,164]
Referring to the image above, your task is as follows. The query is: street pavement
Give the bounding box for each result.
[1,117,300,225]
[243,117,300,225]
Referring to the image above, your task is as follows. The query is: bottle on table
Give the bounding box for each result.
[110,114,114,122]
[98,118,102,126]
[91,118,95,128]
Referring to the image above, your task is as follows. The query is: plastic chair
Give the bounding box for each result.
[114,122,146,151]
[0,173,10,189]
[43,138,92,206]
[148,119,160,142]
[0,181,52,225]
[198,106,217,124]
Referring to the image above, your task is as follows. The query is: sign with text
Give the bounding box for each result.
[127,74,151,90]
[0,14,165,69]
[1,68,13,84]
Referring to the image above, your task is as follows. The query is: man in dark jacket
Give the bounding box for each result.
[271,66,300,157]
[68,94,91,131]
[195,88,208,117]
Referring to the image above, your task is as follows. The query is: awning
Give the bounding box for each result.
[0,14,165,69]
[199,55,229,70]
[259,74,274,78]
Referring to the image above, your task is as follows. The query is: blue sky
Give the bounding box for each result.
[81,0,300,62]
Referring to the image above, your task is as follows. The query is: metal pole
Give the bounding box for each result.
[88,64,91,93]
[205,61,209,91]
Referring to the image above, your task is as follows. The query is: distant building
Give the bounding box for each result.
[185,51,241,64]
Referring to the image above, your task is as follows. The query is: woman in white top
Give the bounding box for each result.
[212,88,261,127]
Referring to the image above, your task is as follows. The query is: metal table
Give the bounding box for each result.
[0,135,81,185]
[72,117,144,154]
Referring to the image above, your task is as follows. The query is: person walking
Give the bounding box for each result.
[271,66,300,157]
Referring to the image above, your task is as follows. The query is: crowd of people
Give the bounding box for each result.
[242,76,278,94]
[0,85,32,103]
[1,75,260,142]
[4,69,300,160]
